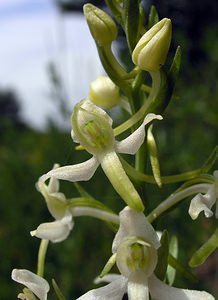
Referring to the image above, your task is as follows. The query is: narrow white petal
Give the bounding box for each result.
[11,269,50,300]
[94,274,123,284]
[116,113,162,155]
[112,206,160,253]
[31,214,74,243]
[39,157,99,183]
[188,185,216,220]
[76,277,127,300]
[47,164,60,193]
[128,271,150,300]
[149,274,215,300]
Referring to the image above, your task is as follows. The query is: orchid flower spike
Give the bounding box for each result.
[76,207,215,300]
[11,269,50,300]
[31,164,74,243]
[40,100,162,212]
[189,170,218,220]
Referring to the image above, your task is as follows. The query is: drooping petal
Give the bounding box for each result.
[31,213,73,243]
[47,164,60,193]
[112,206,160,254]
[76,276,127,300]
[127,270,150,300]
[188,185,216,220]
[36,180,67,220]
[116,114,162,155]
[39,156,99,184]
[148,274,215,300]
[11,269,50,300]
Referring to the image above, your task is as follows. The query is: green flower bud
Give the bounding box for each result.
[132,18,172,72]
[89,76,120,109]
[83,4,117,47]
[71,100,115,155]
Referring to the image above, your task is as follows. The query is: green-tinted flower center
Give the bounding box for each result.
[71,101,114,155]
[116,237,157,278]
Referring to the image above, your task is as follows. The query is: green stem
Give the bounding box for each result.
[147,183,211,223]
[97,45,131,96]
[37,239,49,277]
[121,157,214,185]
[114,70,161,136]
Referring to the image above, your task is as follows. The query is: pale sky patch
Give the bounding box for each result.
[0,0,104,130]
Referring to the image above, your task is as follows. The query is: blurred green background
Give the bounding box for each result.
[0,0,218,299]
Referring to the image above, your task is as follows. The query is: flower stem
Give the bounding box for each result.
[37,239,49,277]
[114,70,161,136]
[147,184,211,223]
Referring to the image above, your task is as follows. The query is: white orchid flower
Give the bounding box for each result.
[11,269,49,300]
[31,164,73,243]
[32,164,119,242]
[76,207,214,300]
[189,170,218,220]
[40,100,162,212]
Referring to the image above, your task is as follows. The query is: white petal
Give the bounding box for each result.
[188,185,216,220]
[48,164,60,193]
[81,99,113,126]
[112,206,160,253]
[116,113,162,155]
[128,271,149,300]
[76,276,127,300]
[94,274,123,284]
[39,157,99,183]
[149,274,215,300]
[31,214,73,243]
[11,269,50,300]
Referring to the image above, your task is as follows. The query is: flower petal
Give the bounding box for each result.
[31,213,73,243]
[39,156,99,183]
[188,185,216,220]
[116,113,162,155]
[11,269,50,300]
[76,276,127,300]
[149,274,215,300]
[112,206,160,253]
[47,164,60,193]
[127,270,149,300]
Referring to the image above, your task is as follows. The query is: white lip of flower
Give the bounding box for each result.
[40,100,162,212]
[189,171,218,220]
[75,206,215,300]
[11,269,50,300]
[31,164,74,243]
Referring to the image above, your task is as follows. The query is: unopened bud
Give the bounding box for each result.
[89,76,120,109]
[83,4,117,47]
[132,18,172,72]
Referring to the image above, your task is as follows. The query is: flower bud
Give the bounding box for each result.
[132,18,172,72]
[83,4,117,47]
[71,100,115,155]
[89,76,120,109]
